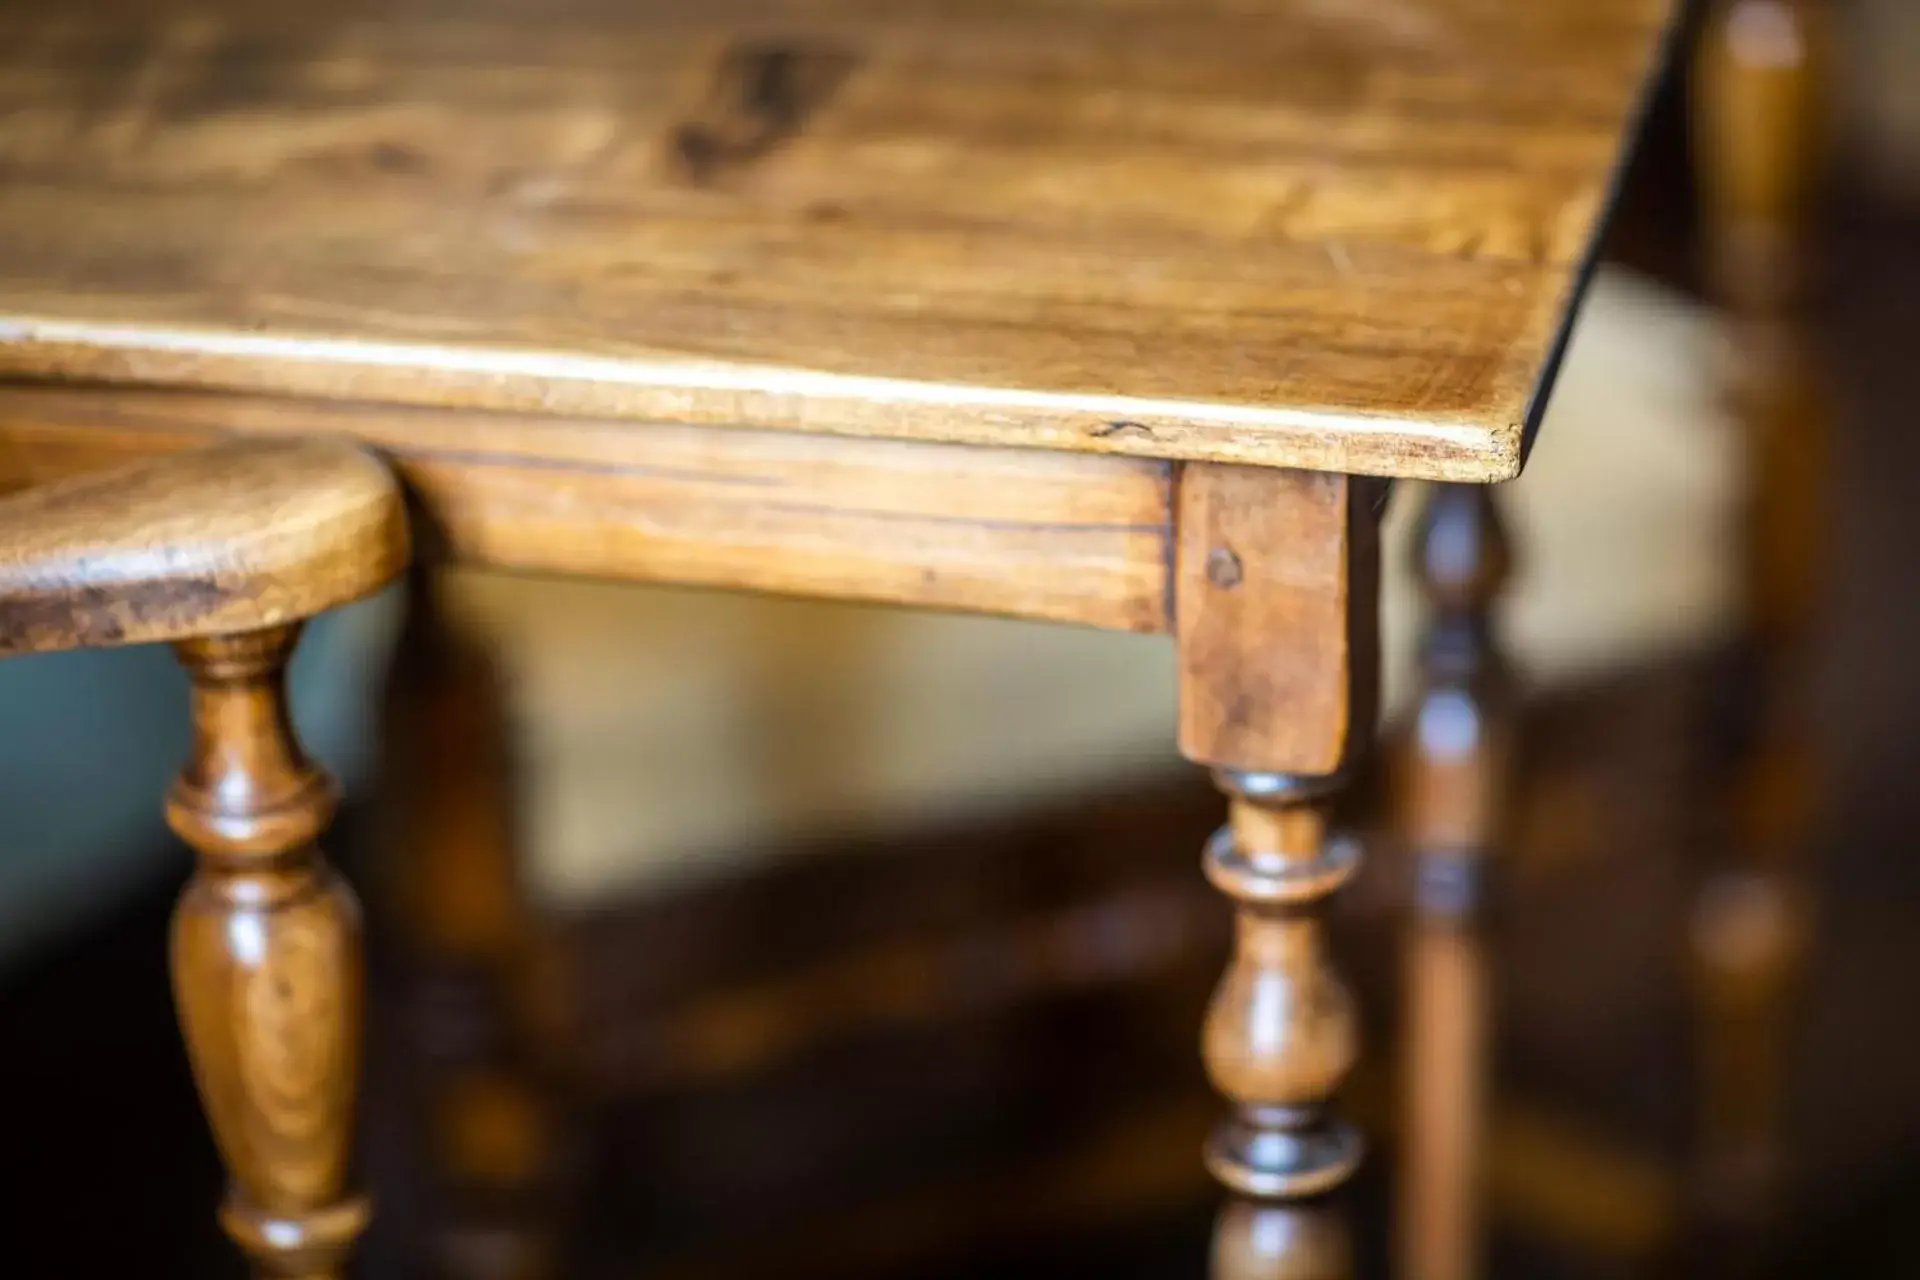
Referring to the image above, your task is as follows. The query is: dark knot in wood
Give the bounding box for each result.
[1207,546,1245,589]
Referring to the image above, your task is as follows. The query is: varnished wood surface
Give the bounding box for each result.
[0,385,1171,631]
[0,433,406,654]
[1202,777,1363,1200]
[0,422,397,1269]
[169,627,370,1279]
[0,0,1674,480]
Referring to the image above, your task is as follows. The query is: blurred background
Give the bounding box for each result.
[3,1,1918,1276]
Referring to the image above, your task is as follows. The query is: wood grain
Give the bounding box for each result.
[0,433,407,654]
[169,627,370,1280]
[0,427,396,1269]
[0,0,1677,480]
[0,385,1171,631]
[1176,465,1379,775]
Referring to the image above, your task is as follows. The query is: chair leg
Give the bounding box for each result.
[1690,0,1826,1253]
[167,625,370,1280]
[1395,482,1514,1280]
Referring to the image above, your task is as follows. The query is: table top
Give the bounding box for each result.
[0,0,1675,481]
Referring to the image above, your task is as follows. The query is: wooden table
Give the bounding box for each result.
[0,0,1677,1273]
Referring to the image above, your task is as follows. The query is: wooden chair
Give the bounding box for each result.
[0,438,409,1279]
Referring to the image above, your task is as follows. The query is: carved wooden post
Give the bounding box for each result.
[1203,772,1363,1203]
[1177,464,1379,1278]
[1691,0,1827,1252]
[169,625,372,1280]
[0,438,408,1279]
[1395,483,1514,1280]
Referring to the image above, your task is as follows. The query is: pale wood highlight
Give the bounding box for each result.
[0,0,1677,480]
[1177,465,1379,776]
[0,434,406,654]
[169,627,371,1280]
[0,386,1173,633]
[1696,0,1829,313]
[1212,1199,1355,1280]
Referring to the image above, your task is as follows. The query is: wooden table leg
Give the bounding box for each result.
[168,626,372,1280]
[1203,769,1363,1203]
[1176,463,1380,1278]
[1395,483,1515,1280]
[1690,0,1827,1252]
[384,567,565,1280]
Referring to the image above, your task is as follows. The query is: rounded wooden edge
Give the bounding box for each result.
[191,439,411,636]
[1203,826,1361,906]
[0,437,409,656]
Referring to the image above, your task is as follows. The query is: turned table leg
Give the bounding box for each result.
[1176,463,1380,1278]
[1395,484,1514,1280]
[1204,771,1363,1280]
[1203,771,1362,1201]
[168,626,371,1280]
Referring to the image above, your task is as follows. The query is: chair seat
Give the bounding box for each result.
[0,437,407,654]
